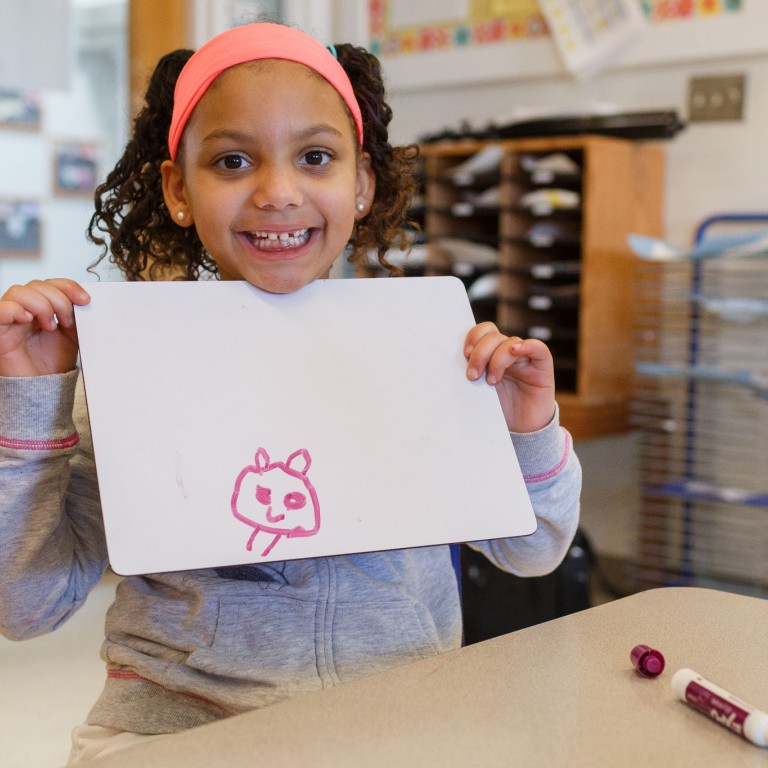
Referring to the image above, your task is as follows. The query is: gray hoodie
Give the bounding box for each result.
[0,371,580,734]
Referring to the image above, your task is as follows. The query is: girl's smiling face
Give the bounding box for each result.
[162,59,374,294]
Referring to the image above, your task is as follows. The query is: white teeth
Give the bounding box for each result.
[253,229,308,239]
[249,229,310,249]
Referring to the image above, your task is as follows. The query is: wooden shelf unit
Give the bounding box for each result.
[418,136,665,440]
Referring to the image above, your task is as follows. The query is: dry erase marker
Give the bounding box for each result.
[672,668,768,747]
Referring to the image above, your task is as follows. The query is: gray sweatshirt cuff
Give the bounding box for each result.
[0,370,79,442]
[510,402,571,482]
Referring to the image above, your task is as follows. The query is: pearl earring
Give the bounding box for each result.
[176,211,186,221]
[356,202,365,212]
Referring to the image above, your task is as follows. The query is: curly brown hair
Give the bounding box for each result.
[87,38,419,281]
[335,43,419,274]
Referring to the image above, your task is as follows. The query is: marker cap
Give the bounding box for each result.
[631,644,666,678]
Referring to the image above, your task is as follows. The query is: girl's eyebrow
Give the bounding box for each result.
[201,124,346,146]
[293,124,346,142]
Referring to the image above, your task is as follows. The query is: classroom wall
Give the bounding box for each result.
[0,1,127,291]
[335,4,768,247]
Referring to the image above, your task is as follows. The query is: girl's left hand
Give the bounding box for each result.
[464,321,556,433]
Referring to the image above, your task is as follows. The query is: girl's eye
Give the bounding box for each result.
[300,150,331,167]
[217,154,250,170]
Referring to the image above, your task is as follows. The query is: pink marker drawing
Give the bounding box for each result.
[230,447,321,557]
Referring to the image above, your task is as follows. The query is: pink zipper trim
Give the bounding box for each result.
[523,428,572,483]
[0,433,79,450]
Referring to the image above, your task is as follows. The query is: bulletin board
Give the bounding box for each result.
[369,0,549,58]
[368,0,761,90]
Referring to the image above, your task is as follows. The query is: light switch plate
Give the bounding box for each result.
[688,74,745,122]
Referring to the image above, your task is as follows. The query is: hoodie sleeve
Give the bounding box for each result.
[0,371,107,640]
[467,403,581,577]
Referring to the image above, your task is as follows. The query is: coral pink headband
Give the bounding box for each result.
[168,23,364,160]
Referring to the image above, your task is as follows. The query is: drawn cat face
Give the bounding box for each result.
[252,468,314,533]
[231,447,321,540]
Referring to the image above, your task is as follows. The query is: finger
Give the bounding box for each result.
[486,338,552,385]
[463,321,500,358]
[464,322,507,380]
[6,280,88,331]
[41,279,91,328]
[45,278,91,329]
[482,338,528,386]
[0,300,34,326]
[466,328,523,382]
[4,283,60,331]
[44,278,91,305]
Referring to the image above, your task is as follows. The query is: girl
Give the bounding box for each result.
[0,23,581,764]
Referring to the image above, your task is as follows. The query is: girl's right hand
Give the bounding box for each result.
[0,279,90,377]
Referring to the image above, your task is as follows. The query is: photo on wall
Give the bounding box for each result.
[53,141,101,196]
[0,89,42,131]
[0,199,42,256]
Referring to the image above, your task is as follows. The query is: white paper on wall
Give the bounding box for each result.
[537,0,647,80]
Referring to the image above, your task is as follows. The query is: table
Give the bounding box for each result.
[91,587,768,767]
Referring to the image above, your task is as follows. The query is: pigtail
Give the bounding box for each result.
[334,43,419,275]
[87,49,216,281]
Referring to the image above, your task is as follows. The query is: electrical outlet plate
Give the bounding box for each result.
[688,74,746,122]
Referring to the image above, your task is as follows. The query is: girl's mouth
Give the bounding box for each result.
[246,228,311,251]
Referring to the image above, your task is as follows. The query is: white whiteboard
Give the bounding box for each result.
[75,277,536,575]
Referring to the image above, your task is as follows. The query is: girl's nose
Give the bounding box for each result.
[251,163,302,210]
